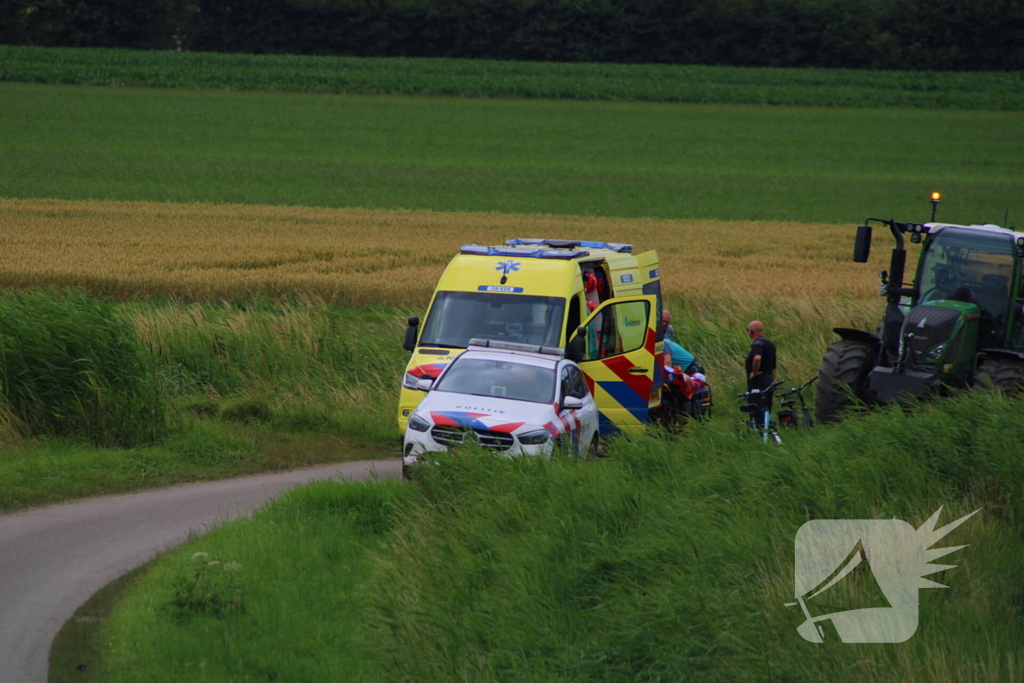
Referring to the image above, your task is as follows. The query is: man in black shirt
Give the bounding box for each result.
[745,320,777,423]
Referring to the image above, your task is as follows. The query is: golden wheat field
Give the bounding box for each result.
[0,197,894,311]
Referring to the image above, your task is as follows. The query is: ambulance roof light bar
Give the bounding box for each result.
[505,238,633,253]
[460,245,589,259]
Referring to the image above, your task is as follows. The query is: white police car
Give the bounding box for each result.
[403,338,600,474]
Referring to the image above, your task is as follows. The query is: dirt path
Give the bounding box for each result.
[0,458,400,683]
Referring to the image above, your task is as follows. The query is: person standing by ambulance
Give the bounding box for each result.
[745,320,777,424]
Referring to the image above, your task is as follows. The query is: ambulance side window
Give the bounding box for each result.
[565,295,581,347]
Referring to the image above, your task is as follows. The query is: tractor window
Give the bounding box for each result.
[918,228,1015,326]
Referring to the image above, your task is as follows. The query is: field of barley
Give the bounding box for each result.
[0,197,889,310]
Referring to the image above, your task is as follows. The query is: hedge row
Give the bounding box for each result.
[3,0,1024,71]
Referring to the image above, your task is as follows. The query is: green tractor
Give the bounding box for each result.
[816,195,1024,423]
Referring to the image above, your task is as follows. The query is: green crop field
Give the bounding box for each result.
[4,45,1024,111]
[1,83,1022,223]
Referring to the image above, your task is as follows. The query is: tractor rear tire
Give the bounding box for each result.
[972,358,1024,394]
[816,339,875,424]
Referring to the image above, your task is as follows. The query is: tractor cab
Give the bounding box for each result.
[914,226,1016,351]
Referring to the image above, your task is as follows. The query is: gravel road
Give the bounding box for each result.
[0,458,400,683]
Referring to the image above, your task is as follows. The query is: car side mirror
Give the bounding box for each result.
[415,377,433,391]
[403,316,420,352]
[561,396,583,411]
[853,225,872,263]
[566,326,586,363]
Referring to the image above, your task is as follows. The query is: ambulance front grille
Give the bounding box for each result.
[430,426,514,451]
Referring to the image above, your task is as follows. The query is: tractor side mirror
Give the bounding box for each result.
[403,316,420,352]
[566,326,586,363]
[853,225,872,263]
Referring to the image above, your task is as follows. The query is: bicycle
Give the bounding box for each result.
[736,380,785,445]
[776,376,818,429]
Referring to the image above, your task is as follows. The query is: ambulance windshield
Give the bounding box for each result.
[419,292,566,349]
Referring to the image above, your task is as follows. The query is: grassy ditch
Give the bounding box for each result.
[81,389,1024,681]
[3,46,1024,111]
[0,291,402,511]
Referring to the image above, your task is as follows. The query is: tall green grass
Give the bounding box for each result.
[131,297,407,445]
[92,390,1024,681]
[0,288,165,447]
[3,46,1024,111]
[0,293,402,511]
[92,479,411,682]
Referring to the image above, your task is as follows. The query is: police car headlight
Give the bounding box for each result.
[518,429,551,445]
[403,372,425,390]
[408,414,431,432]
[924,344,946,362]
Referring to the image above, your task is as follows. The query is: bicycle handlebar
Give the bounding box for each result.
[735,380,785,399]
[777,376,818,397]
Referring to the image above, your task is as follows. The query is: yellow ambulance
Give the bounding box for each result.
[398,239,664,437]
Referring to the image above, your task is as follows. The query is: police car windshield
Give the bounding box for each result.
[434,358,556,404]
[419,292,565,349]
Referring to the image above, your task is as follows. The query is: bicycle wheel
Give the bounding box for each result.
[801,410,813,429]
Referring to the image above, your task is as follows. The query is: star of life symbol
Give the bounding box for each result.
[787,507,979,643]
[495,260,521,275]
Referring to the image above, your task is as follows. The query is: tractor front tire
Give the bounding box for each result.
[972,358,1024,395]
[816,339,875,424]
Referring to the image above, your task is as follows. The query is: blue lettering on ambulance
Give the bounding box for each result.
[477,285,525,293]
[620,274,634,283]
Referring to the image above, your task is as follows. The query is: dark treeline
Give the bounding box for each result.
[2,0,1023,71]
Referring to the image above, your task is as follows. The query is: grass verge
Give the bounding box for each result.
[79,389,1023,681]
[50,562,153,683]
[85,479,410,682]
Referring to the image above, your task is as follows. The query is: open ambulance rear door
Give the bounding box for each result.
[574,295,659,436]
